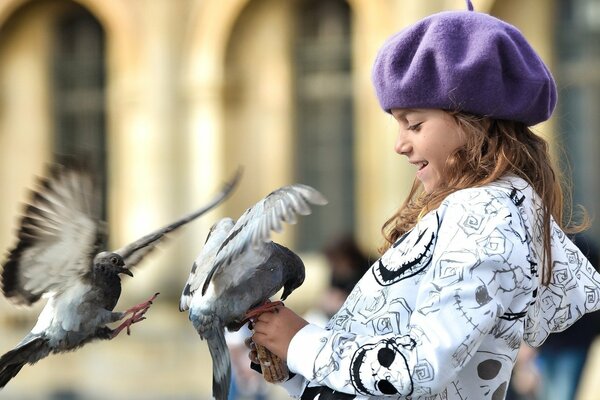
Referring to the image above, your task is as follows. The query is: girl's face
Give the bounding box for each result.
[391,108,466,193]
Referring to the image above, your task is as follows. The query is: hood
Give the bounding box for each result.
[523,226,600,347]
[497,176,600,347]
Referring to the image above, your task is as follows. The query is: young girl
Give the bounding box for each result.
[250,2,600,399]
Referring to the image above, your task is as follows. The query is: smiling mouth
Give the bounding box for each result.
[415,161,428,171]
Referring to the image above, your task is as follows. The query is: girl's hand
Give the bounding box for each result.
[251,305,308,361]
[245,335,259,365]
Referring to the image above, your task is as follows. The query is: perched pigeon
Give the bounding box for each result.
[179,184,328,400]
[0,162,241,388]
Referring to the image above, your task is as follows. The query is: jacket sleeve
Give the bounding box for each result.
[286,190,532,396]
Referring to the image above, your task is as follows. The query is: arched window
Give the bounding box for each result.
[556,0,600,238]
[224,0,354,252]
[294,0,354,251]
[53,7,107,218]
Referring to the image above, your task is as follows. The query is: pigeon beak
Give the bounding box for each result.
[119,267,134,277]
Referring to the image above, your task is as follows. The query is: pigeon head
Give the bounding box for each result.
[92,252,133,277]
[281,268,305,301]
[280,247,306,301]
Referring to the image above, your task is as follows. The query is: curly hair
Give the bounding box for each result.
[379,112,589,285]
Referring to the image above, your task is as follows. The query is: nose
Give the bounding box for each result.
[394,131,411,155]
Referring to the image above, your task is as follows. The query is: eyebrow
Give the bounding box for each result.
[392,108,419,121]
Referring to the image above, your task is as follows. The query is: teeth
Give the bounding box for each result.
[411,161,428,170]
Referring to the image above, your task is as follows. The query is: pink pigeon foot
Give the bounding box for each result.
[244,300,284,322]
[111,292,160,337]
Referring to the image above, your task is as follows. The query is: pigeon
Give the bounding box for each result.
[179,184,328,400]
[0,161,241,388]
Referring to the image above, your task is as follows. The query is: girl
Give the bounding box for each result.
[250,2,600,399]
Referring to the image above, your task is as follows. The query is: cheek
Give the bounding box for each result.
[447,124,467,150]
[426,145,451,167]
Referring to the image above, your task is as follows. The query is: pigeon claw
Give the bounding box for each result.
[244,300,284,322]
[111,292,160,338]
[124,314,147,336]
[123,292,160,316]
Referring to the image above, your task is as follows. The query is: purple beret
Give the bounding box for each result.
[372,9,557,125]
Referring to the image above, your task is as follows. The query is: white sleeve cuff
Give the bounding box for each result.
[286,323,329,380]
[279,373,307,398]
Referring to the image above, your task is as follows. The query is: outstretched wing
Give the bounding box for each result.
[179,218,235,312]
[1,162,103,306]
[114,168,242,269]
[200,184,327,295]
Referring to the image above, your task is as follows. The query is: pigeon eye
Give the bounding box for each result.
[110,256,119,264]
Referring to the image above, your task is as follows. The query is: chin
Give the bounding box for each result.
[421,178,441,194]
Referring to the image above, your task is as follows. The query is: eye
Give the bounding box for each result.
[110,256,119,264]
[407,122,423,131]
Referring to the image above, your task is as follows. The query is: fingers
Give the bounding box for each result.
[254,306,282,323]
[247,305,304,360]
[249,350,259,364]
[251,310,276,336]
[244,308,274,335]
[250,318,274,349]
[251,329,267,346]
[248,343,259,364]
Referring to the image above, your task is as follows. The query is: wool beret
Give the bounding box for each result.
[372,9,557,125]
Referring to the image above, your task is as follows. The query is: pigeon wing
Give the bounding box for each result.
[179,218,235,311]
[200,184,327,296]
[114,168,242,269]
[1,163,103,306]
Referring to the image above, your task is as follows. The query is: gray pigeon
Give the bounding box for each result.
[0,162,241,388]
[179,184,328,400]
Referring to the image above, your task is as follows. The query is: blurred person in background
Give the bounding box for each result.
[506,344,541,400]
[305,234,372,327]
[323,234,371,299]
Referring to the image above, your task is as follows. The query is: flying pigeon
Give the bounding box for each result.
[0,161,241,388]
[179,184,328,400]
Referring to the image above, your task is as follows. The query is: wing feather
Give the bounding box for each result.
[1,162,102,306]
[114,168,241,269]
[179,218,235,311]
[200,184,327,295]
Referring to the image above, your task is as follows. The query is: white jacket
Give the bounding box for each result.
[283,175,600,399]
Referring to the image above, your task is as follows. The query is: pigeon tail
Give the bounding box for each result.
[205,327,231,400]
[0,362,24,388]
[0,336,49,388]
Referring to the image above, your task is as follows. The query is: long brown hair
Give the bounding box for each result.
[380,112,589,285]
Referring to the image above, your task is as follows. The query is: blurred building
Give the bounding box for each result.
[0,0,597,399]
